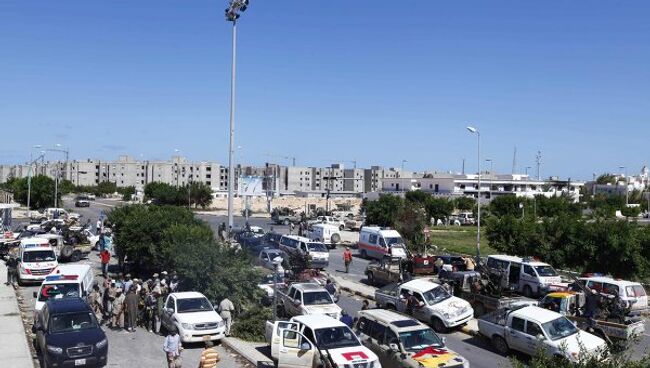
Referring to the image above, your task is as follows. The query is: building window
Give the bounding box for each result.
[206,181,211,185]
[435,184,439,192]
[206,174,211,179]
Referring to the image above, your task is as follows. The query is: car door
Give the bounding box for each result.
[278,329,316,368]
[521,265,537,293]
[36,307,48,354]
[269,321,299,359]
[524,320,545,355]
[506,316,530,354]
[396,288,409,313]
[162,296,176,330]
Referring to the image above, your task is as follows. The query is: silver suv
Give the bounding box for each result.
[355,309,469,368]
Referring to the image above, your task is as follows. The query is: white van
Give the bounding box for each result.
[280,235,330,269]
[33,264,94,313]
[307,224,341,249]
[579,276,648,313]
[486,255,562,297]
[18,238,58,285]
[357,227,407,260]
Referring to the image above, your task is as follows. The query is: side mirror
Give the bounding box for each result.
[388,343,399,352]
[33,291,38,298]
[166,307,174,314]
[536,334,545,341]
[293,299,301,306]
[300,342,312,351]
[441,337,446,346]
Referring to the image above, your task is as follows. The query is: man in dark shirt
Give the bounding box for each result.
[5,256,18,285]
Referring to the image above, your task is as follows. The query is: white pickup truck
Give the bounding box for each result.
[160,292,226,343]
[266,315,381,368]
[477,305,607,363]
[277,282,342,320]
[374,279,473,333]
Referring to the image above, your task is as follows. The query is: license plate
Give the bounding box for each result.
[75,358,86,366]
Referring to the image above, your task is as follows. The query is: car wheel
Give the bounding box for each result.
[492,336,509,355]
[283,219,290,226]
[386,304,396,311]
[523,285,533,298]
[431,317,447,333]
[367,272,374,285]
[360,250,368,259]
[71,250,81,262]
[331,233,341,243]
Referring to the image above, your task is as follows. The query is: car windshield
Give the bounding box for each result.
[38,283,80,302]
[50,312,97,333]
[23,250,56,262]
[399,328,444,352]
[385,237,404,246]
[303,291,334,305]
[422,286,452,305]
[315,326,360,350]
[307,243,328,252]
[176,297,213,313]
[542,317,578,341]
[534,266,558,277]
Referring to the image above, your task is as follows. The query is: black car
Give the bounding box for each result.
[33,298,108,368]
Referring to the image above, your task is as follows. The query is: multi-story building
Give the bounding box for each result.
[382,173,584,202]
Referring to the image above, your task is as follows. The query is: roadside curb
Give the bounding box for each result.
[221,337,274,368]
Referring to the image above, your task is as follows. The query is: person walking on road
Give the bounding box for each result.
[100,249,110,278]
[5,255,18,286]
[343,247,353,273]
[198,340,220,368]
[124,287,139,332]
[218,298,235,337]
[163,326,183,368]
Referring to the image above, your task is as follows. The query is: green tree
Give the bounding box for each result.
[620,206,641,219]
[596,173,617,185]
[425,197,454,224]
[454,196,476,212]
[186,182,213,208]
[404,190,430,206]
[9,175,59,209]
[58,180,75,195]
[393,201,427,250]
[118,186,136,201]
[534,195,582,218]
[363,195,404,227]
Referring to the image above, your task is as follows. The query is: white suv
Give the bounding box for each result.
[160,292,226,343]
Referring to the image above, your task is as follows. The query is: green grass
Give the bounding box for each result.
[427,228,495,256]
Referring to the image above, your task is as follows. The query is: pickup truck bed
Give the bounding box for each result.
[459,291,537,317]
[569,316,645,340]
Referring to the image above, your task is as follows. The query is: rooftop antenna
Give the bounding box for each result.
[462,158,466,175]
[536,151,542,180]
[512,146,517,174]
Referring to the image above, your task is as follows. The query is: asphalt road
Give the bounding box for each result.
[15,198,252,368]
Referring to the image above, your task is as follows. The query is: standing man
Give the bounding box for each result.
[5,255,18,286]
[218,297,235,337]
[100,249,110,278]
[163,326,183,368]
[124,287,139,332]
[343,247,353,273]
[123,274,133,294]
[112,288,125,329]
[198,340,220,368]
[88,285,103,321]
[96,219,102,236]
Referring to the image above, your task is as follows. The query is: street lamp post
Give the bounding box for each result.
[485,158,493,200]
[225,0,249,235]
[467,126,481,258]
[47,144,70,208]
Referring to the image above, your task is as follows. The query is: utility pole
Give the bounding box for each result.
[225,0,249,234]
[512,146,517,174]
[536,151,542,180]
[462,158,465,175]
[466,126,481,258]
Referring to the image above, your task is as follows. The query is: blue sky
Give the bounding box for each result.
[1,1,648,180]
